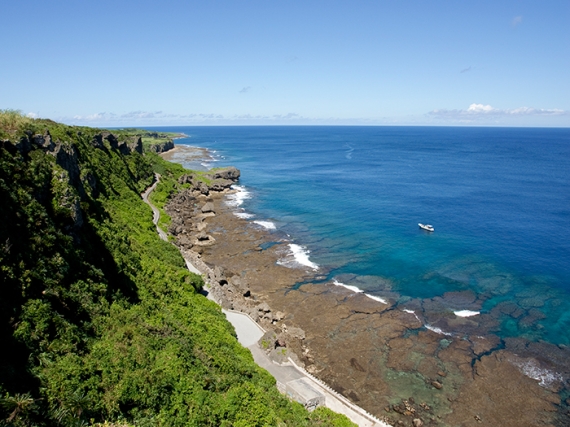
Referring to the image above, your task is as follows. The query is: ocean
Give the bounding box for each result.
[153,126,570,347]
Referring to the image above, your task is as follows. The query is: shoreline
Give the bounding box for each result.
[142,172,387,425]
[162,142,570,427]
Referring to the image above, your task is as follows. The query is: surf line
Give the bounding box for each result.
[332,279,388,304]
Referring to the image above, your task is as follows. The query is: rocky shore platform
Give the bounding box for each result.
[162,161,570,427]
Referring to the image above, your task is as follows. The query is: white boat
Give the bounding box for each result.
[418,223,434,232]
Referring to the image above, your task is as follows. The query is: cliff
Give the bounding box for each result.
[0,111,353,427]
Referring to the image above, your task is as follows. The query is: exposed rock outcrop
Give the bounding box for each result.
[148,140,174,153]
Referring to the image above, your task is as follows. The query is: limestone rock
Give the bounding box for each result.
[210,166,240,180]
[128,136,143,154]
[31,131,54,150]
[148,140,175,153]
[201,202,215,213]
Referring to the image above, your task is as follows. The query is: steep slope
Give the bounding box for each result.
[0,111,354,427]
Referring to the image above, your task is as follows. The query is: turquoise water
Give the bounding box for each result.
[154,126,570,345]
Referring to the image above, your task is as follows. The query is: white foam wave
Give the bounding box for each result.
[403,309,421,322]
[425,325,453,336]
[278,244,319,271]
[332,279,362,293]
[254,220,276,230]
[226,185,251,207]
[289,244,319,270]
[332,279,387,303]
[234,212,254,219]
[365,294,387,304]
[454,310,480,317]
[513,359,563,388]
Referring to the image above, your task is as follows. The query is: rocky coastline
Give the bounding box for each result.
[161,151,570,427]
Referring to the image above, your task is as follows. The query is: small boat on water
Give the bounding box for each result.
[418,223,434,232]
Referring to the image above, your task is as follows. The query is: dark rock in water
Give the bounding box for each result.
[441,290,479,307]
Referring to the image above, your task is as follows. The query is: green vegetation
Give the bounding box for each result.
[114,129,185,152]
[0,111,354,426]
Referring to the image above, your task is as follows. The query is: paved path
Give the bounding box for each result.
[141,178,389,427]
[141,173,168,242]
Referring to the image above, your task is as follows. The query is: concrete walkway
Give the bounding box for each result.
[141,173,168,242]
[141,177,389,427]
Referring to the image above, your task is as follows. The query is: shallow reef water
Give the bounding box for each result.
[158,126,570,423]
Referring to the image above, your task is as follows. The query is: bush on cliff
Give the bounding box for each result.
[0,111,354,427]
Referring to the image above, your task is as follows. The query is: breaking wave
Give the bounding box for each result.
[277,244,319,271]
[226,185,251,207]
[332,279,388,303]
[253,220,276,230]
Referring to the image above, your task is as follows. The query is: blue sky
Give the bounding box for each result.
[1,1,569,126]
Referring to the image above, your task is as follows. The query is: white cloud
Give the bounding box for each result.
[26,112,38,118]
[467,103,495,113]
[59,110,315,126]
[512,15,523,27]
[428,104,567,121]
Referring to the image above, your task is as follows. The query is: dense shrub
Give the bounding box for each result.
[0,112,354,426]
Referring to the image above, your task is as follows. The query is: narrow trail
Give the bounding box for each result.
[140,175,389,427]
[141,173,168,242]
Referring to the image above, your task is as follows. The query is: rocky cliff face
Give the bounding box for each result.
[148,140,174,153]
[1,130,144,238]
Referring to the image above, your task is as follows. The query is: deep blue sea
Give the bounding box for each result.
[152,126,570,346]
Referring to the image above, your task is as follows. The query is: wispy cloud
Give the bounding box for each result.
[428,103,567,122]
[239,86,252,94]
[512,15,523,28]
[61,110,314,126]
[460,66,472,73]
[26,112,38,118]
